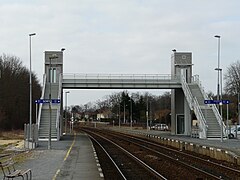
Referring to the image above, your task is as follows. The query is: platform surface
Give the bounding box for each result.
[110,126,240,156]
[0,133,103,180]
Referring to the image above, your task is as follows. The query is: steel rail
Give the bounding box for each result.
[84,129,167,180]
[87,134,127,180]
[109,130,240,178]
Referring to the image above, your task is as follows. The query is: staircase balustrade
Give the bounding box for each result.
[181,75,207,138]
[37,74,46,130]
[193,97,208,138]
[56,74,62,140]
[192,75,226,137]
[181,75,194,110]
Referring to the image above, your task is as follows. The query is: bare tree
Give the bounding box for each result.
[224,60,240,95]
[0,54,41,130]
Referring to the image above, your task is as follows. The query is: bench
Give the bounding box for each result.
[0,157,32,179]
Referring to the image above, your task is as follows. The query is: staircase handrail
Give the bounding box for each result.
[192,75,208,100]
[181,75,207,138]
[192,75,226,136]
[193,97,208,138]
[56,73,62,139]
[210,97,227,136]
[181,75,194,110]
[37,74,46,130]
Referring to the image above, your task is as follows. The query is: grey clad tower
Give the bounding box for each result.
[171,50,192,135]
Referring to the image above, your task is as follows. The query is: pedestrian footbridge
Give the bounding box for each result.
[62,74,182,89]
[37,51,226,141]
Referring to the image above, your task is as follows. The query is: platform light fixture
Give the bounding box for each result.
[29,32,36,141]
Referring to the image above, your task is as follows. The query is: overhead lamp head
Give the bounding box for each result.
[215,68,222,71]
[29,33,36,36]
[214,35,220,38]
[61,48,66,52]
[172,49,176,52]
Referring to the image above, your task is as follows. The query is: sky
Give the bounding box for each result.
[1,0,240,106]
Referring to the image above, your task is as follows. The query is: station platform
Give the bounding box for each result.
[108,126,240,164]
[4,133,104,180]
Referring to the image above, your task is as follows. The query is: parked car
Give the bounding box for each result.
[151,123,169,131]
[226,125,240,139]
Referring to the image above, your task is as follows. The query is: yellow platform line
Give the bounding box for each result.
[52,133,76,180]
[64,133,76,161]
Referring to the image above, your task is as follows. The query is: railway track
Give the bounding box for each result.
[88,132,167,179]
[81,127,240,179]
[110,130,240,179]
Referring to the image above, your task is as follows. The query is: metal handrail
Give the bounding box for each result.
[63,73,180,81]
[211,102,226,136]
[37,74,46,130]
[192,75,226,136]
[193,97,208,138]
[181,75,194,110]
[56,73,62,139]
[181,75,207,138]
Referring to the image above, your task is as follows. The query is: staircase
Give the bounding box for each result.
[188,84,222,138]
[181,75,225,139]
[38,75,61,141]
[38,108,58,139]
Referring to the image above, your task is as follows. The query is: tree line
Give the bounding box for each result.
[68,91,171,126]
[0,54,41,130]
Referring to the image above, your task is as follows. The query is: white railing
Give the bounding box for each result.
[181,75,194,110]
[37,74,46,130]
[63,73,181,81]
[193,97,208,138]
[56,73,62,140]
[211,102,226,136]
[192,75,208,100]
[181,75,208,138]
[192,75,226,136]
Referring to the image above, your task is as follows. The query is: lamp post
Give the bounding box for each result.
[146,95,149,131]
[29,33,36,141]
[48,54,58,150]
[214,35,222,142]
[214,35,221,109]
[238,93,240,125]
[123,101,126,124]
[119,103,121,128]
[129,99,132,130]
[65,91,70,134]
[215,68,223,142]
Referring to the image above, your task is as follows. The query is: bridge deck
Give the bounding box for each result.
[62,74,182,89]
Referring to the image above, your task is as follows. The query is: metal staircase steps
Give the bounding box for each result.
[187,83,223,139]
[38,82,60,140]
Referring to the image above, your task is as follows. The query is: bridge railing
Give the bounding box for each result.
[37,74,46,130]
[62,73,180,81]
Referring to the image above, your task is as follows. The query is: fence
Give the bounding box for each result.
[24,124,38,149]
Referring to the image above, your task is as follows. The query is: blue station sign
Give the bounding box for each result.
[204,100,230,105]
[35,99,61,104]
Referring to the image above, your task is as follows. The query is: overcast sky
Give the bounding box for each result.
[1,0,240,106]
